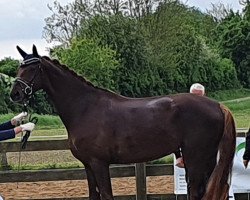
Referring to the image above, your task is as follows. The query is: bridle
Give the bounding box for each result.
[14,57,41,100]
[15,57,41,183]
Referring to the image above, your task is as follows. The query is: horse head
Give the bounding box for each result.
[10,45,43,104]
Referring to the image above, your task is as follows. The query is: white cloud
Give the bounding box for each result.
[0,0,73,59]
[183,0,243,12]
[0,39,54,60]
[0,0,74,40]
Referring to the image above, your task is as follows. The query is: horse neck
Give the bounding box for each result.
[41,62,100,127]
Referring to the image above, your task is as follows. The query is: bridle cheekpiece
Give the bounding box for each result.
[15,57,41,100]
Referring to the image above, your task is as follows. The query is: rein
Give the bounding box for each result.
[16,104,38,188]
[21,104,38,149]
[16,58,41,183]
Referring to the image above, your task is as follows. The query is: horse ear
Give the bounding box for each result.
[16,46,27,58]
[32,45,39,57]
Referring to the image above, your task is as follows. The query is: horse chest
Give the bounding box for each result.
[68,137,88,160]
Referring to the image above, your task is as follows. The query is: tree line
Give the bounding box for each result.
[0,0,249,114]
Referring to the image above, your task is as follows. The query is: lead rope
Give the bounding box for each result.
[16,104,38,188]
[16,136,23,188]
[16,104,28,188]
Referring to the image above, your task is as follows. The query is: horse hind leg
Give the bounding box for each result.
[184,150,217,200]
[186,175,209,200]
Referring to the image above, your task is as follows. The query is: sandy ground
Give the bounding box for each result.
[0,176,173,199]
[1,150,174,199]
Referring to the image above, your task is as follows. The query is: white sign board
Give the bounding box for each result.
[173,138,250,200]
[173,157,187,194]
[174,137,250,197]
[232,137,250,193]
[174,156,235,199]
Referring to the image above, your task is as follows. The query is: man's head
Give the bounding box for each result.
[190,83,205,96]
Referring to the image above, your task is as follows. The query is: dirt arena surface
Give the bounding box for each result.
[0,176,173,199]
[3,151,174,199]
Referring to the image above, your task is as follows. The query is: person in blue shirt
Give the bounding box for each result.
[0,112,35,199]
[0,112,35,141]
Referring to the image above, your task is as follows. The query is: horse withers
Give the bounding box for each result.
[10,45,236,200]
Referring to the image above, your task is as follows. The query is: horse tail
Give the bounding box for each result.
[202,104,236,200]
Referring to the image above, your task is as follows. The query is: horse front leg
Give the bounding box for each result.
[89,159,114,200]
[85,164,101,200]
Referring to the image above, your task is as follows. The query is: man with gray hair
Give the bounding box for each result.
[189,83,205,96]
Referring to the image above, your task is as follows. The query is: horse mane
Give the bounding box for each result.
[42,56,114,94]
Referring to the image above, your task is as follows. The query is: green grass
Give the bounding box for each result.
[222,99,250,128]
[10,162,84,171]
[208,88,250,101]
[34,114,64,129]
[150,155,173,164]
[207,88,250,128]
[31,129,67,137]
[0,114,64,130]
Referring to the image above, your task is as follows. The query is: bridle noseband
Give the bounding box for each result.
[14,57,41,100]
[15,78,34,97]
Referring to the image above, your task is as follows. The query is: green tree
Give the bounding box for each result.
[144,1,239,92]
[215,8,250,88]
[44,0,242,97]
[0,58,56,114]
[0,74,13,113]
[143,1,204,92]
[200,47,239,90]
[0,57,19,77]
[43,0,164,45]
[0,58,21,113]
[54,38,119,91]
[79,14,163,97]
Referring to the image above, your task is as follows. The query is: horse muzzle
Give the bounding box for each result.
[10,89,25,103]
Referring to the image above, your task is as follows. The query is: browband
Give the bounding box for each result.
[21,57,40,65]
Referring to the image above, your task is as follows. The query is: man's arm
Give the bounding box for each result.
[243,129,250,168]
[0,129,15,141]
[0,121,15,131]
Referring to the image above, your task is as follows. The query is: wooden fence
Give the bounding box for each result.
[0,129,249,200]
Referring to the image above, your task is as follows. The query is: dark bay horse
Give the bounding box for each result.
[10,45,236,200]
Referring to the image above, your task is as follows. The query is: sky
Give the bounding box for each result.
[0,0,244,60]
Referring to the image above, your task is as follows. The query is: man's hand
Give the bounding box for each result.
[20,122,35,132]
[11,112,28,126]
[243,160,249,169]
